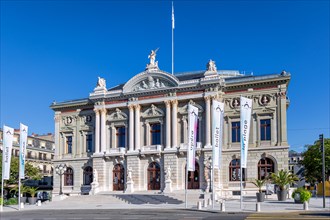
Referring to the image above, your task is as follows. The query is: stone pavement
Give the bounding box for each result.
[1,193,329,214]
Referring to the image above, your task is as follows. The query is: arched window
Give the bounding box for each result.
[64,167,74,186]
[83,166,93,185]
[258,158,274,180]
[148,162,161,190]
[229,159,245,181]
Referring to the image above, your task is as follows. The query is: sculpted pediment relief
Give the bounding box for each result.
[133,76,170,92]
[142,104,164,118]
[109,108,127,121]
[178,100,204,115]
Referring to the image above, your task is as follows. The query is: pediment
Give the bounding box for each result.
[178,100,204,115]
[123,70,179,93]
[109,108,127,121]
[142,104,164,118]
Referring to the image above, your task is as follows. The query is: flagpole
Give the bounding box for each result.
[185,162,188,208]
[171,1,174,75]
[240,164,243,210]
[212,155,215,209]
[18,170,21,210]
[1,177,4,212]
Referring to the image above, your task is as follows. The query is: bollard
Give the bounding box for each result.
[256,202,260,212]
[197,201,202,210]
[220,201,225,212]
[37,200,41,206]
[208,198,212,206]
[203,199,208,208]
[20,202,24,209]
[303,201,309,210]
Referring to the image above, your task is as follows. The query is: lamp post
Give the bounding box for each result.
[55,163,67,195]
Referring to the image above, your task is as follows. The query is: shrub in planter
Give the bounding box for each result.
[5,197,18,205]
[292,188,312,203]
[252,179,266,202]
[27,186,39,205]
[269,170,298,201]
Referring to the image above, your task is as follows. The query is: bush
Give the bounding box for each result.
[292,188,312,202]
[4,197,18,205]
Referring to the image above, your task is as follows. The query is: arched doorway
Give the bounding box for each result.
[113,164,125,191]
[187,162,200,189]
[147,162,161,190]
[258,157,274,180]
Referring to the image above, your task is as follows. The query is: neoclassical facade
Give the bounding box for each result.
[51,55,290,196]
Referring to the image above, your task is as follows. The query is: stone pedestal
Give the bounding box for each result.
[164,179,173,193]
[125,181,134,193]
[90,182,99,195]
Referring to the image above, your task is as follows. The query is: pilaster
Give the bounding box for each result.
[171,100,178,148]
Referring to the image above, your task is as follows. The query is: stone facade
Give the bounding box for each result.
[50,57,291,196]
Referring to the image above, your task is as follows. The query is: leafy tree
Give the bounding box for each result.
[300,138,330,184]
[0,154,42,186]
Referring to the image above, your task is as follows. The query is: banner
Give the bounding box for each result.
[2,125,14,180]
[19,123,28,179]
[240,96,252,168]
[212,100,225,169]
[187,104,198,171]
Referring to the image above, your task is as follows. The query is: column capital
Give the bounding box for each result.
[100,108,107,114]
[171,99,178,105]
[204,95,212,101]
[54,114,61,123]
[134,104,141,111]
[164,100,171,107]
[93,109,100,115]
[128,104,135,111]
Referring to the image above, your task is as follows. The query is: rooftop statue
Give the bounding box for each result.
[146,48,159,70]
[207,59,217,72]
[97,77,106,88]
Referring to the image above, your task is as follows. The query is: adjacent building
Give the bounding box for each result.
[50,53,291,196]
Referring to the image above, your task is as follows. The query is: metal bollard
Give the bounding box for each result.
[197,201,202,210]
[256,202,260,212]
[20,202,24,209]
[220,201,225,212]
[303,201,309,210]
[203,199,208,208]
[37,200,41,206]
[208,198,212,206]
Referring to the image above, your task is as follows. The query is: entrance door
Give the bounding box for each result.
[113,164,125,191]
[148,162,161,190]
[187,162,200,189]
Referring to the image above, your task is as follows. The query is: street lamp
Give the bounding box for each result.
[55,163,67,195]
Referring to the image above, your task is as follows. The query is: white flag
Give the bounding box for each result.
[19,123,28,179]
[2,125,14,180]
[240,96,252,168]
[172,2,175,29]
[187,104,198,171]
[212,100,224,169]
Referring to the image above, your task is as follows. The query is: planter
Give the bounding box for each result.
[256,192,265,202]
[294,192,303,204]
[28,197,37,205]
[277,190,288,201]
[20,196,27,204]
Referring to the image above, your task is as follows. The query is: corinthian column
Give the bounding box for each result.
[171,100,178,148]
[205,96,211,147]
[128,105,134,152]
[94,109,100,153]
[100,108,107,153]
[164,100,171,148]
[135,104,141,151]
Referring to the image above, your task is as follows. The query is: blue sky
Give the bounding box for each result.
[1,0,329,152]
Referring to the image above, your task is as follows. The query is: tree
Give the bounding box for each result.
[0,154,42,186]
[300,138,330,184]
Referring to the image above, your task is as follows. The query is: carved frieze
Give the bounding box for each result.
[133,76,169,91]
[142,104,164,118]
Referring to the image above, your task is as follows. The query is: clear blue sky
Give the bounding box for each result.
[1,0,329,152]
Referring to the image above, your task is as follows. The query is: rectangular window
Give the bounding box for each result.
[231,121,241,142]
[66,136,72,154]
[86,134,93,152]
[39,152,42,160]
[27,151,32,159]
[116,127,126,148]
[43,154,47,160]
[260,119,271,141]
[150,123,161,145]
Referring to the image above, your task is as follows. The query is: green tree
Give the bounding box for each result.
[0,154,42,186]
[300,138,330,184]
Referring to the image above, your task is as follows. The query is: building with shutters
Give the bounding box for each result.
[50,52,290,196]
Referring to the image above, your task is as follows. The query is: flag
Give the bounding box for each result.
[19,123,28,179]
[2,125,14,180]
[172,2,175,29]
[187,104,198,171]
[240,96,252,168]
[212,100,224,169]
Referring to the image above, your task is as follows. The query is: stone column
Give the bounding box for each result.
[94,109,100,153]
[145,122,150,146]
[271,113,277,146]
[164,100,171,148]
[54,112,61,159]
[171,100,178,148]
[182,116,188,144]
[128,105,134,152]
[135,104,141,151]
[111,125,116,149]
[100,108,107,153]
[279,91,288,146]
[205,96,211,147]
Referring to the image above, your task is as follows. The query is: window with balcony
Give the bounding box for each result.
[231,122,240,143]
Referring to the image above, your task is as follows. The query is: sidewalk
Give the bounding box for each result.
[1,195,329,213]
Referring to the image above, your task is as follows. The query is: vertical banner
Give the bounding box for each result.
[212,100,225,169]
[187,104,198,171]
[2,126,14,180]
[19,123,28,179]
[240,96,252,168]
